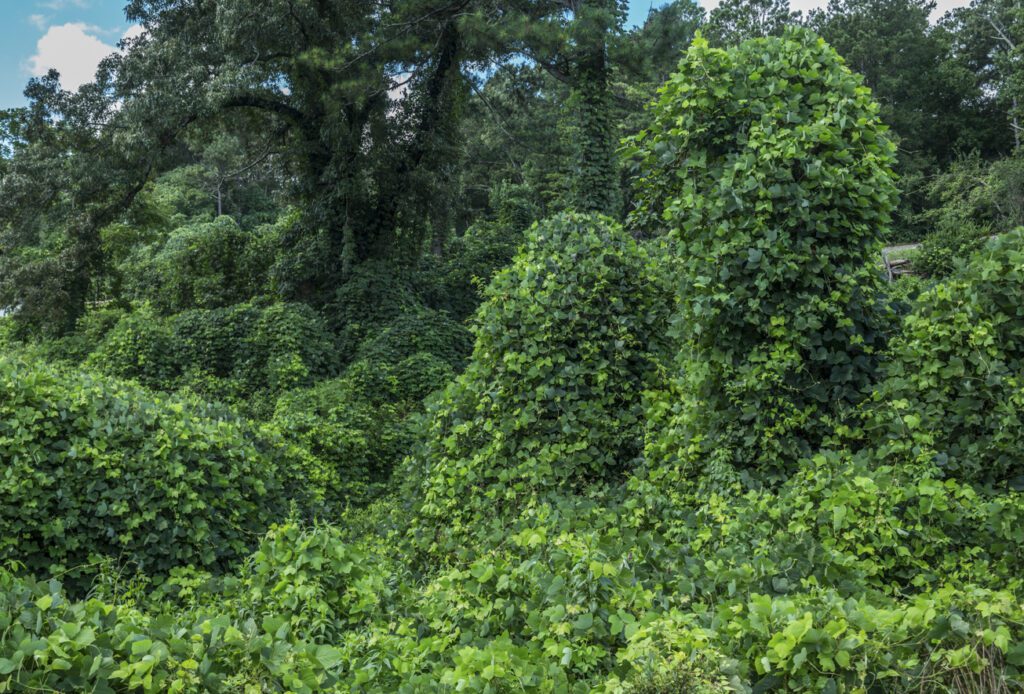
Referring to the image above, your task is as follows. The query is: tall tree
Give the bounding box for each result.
[496,0,630,214]
[811,0,1000,164]
[455,0,703,225]
[1,0,488,332]
[624,0,706,85]
[944,0,1024,150]
[0,69,189,334]
[706,0,800,45]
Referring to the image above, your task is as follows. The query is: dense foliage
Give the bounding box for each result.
[870,229,1024,486]
[86,301,337,414]
[1,2,1024,692]
[628,30,898,483]
[0,357,310,591]
[413,213,671,537]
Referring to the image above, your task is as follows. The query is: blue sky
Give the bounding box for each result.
[1,1,137,108]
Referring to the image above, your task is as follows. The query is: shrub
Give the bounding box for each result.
[914,222,990,278]
[170,303,262,384]
[1,486,1023,692]
[272,353,453,506]
[249,302,337,393]
[88,301,337,412]
[0,566,347,693]
[417,219,526,321]
[0,356,309,591]
[412,212,672,535]
[627,29,898,484]
[327,260,421,361]
[233,524,387,642]
[121,217,255,314]
[86,303,180,389]
[272,379,407,505]
[884,274,930,312]
[33,305,128,365]
[354,306,471,370]
[869,229,1024,486]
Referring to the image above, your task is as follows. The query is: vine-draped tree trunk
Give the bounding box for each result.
[569,0,620,215]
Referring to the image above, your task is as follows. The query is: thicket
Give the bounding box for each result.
[869,229,1024,486]
[412,212,672,540]
[911,154,1024,278]
[0,357,313,593]
[119,216,273,314]
[2,27,1024,694]
[85,301,337,415]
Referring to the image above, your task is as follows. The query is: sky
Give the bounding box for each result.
[0,0,971,110]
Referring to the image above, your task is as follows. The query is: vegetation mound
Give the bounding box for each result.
[871,228,1024,486]
[413,212,672,535]
[0,356,308,590]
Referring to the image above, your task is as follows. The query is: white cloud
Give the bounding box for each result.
[26,23,143,92]
[27,23,113,91]
[28,14,48,30]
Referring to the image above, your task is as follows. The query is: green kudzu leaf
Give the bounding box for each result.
[574,613,594,631]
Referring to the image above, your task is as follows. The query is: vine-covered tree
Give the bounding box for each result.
[629,29,899,484]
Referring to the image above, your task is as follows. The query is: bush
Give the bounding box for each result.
[249,302,337,393]
[912,153,1024,279]
[272,378,408,505]
[32,305,128,365]
[0,356,310,591]
[354,306,471,371]
[327,260,421,361]
[121,217,262,314]
[86,303,180,389]
[412,212,672,536]
[233,524,387,642]
[884,274,930,312]
[914,222,990,278]
[272,352,454,506]
[88,301,337,413]
[1,482,1022,692]
[417,219,526,321]
[870,229,1024,486]
[627,29,898,484]
[0,563,348,693]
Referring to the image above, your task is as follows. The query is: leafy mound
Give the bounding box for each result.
[0,356,308,590]
[354,306,472,371]
[870,228,1024,486]
[273,353,454,506]
[87,301,337,412]
[413,212,672,535]
[629,29,898,483]
[121,217,269,314]
[327,260,423,360]
[416,218,527,321]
